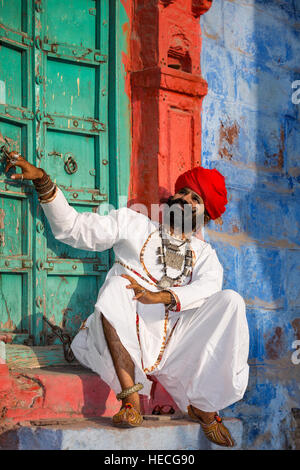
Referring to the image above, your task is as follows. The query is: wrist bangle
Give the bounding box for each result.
[163,289,177,310]
[164,292,176,309]
[34,178,52,190]
[38,185,58,203]
[33,169,49,187]
[38,184,56,197]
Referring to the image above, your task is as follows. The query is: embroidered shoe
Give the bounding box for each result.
[187,405,235,447]
[112,403,144,428]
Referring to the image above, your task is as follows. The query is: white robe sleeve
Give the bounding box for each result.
[166,244,224,312]
[40,187,125,252]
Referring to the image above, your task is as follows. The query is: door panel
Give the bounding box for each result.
[45,273,103,343]
[0,195,26,256]
[0,0,26,33]
[45,59,97,117]
[0,0,110,349]
[0,0,33,345]
[36,0,109,346]
[0,272,25,332]
[0,44,23,107]
[44,131,98,189]
[45,0,97,49]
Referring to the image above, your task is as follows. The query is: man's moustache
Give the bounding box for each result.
[166,197,196,212]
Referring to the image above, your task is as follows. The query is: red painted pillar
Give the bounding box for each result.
[129,0,213,214]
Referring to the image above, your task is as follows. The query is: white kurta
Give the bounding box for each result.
[41,188,249,412]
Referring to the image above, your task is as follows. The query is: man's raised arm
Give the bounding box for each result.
[4,151,120,252]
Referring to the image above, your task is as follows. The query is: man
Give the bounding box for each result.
[5,152,249,447]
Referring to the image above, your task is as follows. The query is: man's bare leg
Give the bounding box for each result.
[101,314,140,412]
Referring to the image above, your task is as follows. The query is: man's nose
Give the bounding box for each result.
[182,194,194,205]
[180,194,190,203]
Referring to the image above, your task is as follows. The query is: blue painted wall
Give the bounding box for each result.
[200,0,300,449]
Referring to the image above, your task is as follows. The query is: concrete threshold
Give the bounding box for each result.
[0,415,243,450]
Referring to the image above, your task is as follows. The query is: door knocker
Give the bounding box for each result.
[64,153,78,174]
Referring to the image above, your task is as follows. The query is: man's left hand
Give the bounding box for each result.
[121,274,172,305]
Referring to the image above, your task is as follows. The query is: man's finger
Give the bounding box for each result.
[122,274,140,288]
[121,274,135,282]
[5,162,14,172]
[6,152,26,165]
[125,283,136,289]
[133,292,145,300]
[10,173,24,180]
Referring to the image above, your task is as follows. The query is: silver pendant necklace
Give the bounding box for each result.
[157,225,193,289]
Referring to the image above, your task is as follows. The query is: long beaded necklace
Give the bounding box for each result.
[156,224,193,289]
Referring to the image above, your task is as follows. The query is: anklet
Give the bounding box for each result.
[116,383,143,401]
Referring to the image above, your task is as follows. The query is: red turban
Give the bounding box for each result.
[174,166,228,220]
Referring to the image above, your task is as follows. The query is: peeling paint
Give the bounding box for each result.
[218,119,240,160]
[292,319,300,341]
[206,228,300,250]
[0,209,5,229]
[265,327,284,360]
[245,297,283,309]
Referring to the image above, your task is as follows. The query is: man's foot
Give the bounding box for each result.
[112,402,143,428]
[122,391,141,412]
[188,405,216,424]
[187,405,235,447]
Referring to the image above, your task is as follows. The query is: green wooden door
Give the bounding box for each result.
[0,0,110,349]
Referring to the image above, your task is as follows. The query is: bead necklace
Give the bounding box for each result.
[157,224,193,289]
[136,309,179,373]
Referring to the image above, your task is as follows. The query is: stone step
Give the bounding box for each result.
[0,364,178,422]
[0,416,243,450]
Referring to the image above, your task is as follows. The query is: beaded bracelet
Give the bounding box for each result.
[38,185,58,204]
[38,184,56,197]
[33,168,57,203]
[162,288,182,312]
[33,169,50,188]
[34,176,53,192]
[163,290,177,311]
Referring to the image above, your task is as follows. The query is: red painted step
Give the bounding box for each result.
[0,364,178,424]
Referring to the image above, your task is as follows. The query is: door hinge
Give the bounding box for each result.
[22,110,34,120]
[22,260,33,268]
[22,35,32,46]
[94,53,107,63]
[93,263,104,272]
[36,259,54,271]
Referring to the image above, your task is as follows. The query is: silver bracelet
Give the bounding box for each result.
[164,289,177,310]
[37,184,56,197]
[38,186,58,204]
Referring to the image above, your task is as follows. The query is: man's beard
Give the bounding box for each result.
[162,196,204,236]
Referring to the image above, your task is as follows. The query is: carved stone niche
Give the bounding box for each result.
[159,0,175,6]
[192,0,213,17]
[168,48,192,73]
[160,0,213,16]
[167,25,192,74]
